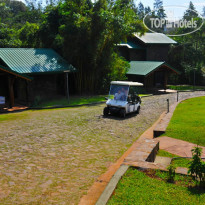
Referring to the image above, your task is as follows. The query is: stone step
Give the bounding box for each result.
[124,138,159,164]
[176,167,188,175]
[153,102,178,138]
[154,156,172,167]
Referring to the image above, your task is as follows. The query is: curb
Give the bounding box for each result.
[153,94,205,138]
[95,165,129,205]
[177,89,205,92]
[140,94,153,98]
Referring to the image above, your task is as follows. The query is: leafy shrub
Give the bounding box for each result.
[188,146,205,187]
[167,163,176,183]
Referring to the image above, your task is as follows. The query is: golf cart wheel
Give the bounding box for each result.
[136,106,140,114]
[103,107,109,116]
[120,109,126,118]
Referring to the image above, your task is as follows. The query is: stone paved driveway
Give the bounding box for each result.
[0,91,204,204]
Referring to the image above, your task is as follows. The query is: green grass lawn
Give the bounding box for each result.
[108,168,205,205]
[162,96,205,146]
[157,150,192,168]
[167,85,205,91]
[0,112,29,122]
[34,95,106,108]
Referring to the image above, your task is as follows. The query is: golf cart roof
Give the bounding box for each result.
[111,81,143,86]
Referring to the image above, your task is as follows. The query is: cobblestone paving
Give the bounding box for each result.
[0,91,204,204]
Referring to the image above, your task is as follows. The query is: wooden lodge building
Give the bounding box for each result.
[0,33,179,107]
[118,33,179,89]
[0,48,76,107]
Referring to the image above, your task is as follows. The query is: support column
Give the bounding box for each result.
[8,75,15,108]
[164,70,168,90]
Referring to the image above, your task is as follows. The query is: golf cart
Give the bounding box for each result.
[103,81,143,118]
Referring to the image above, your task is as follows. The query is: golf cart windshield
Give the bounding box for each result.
[109,84,129,101]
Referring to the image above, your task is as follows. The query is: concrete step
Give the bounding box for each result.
[154,156,172,167]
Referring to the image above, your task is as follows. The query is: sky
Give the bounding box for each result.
[136,0,205,14]
[20,0,205,15]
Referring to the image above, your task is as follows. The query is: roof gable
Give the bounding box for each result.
[0,48,76,74]
[117,41,145,50]
[134,33,177,44]
[127,61,179,76]
[0,64,32,81]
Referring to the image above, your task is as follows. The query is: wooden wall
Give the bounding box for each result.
[146,44,170,61]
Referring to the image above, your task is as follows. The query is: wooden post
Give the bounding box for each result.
[64,71,70,103]
[193,69,196,91]
[8,75,15,108]
[164,70,168,90]
[66,72,69,103]
[26,80,30,106]
[177,91,179,102]
[167,99,169,113]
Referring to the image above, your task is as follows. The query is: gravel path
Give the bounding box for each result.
[0,91,204,205]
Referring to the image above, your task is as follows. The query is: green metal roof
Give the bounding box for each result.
[117,41,145,49]
[0,48,76,74]
[127,61,179,76]
[0,64,32,81]
[134,33,177,44]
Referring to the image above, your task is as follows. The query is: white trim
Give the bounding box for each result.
[111,81,143,86]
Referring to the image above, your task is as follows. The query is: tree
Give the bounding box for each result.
[0,23,21,47]
[18,22,40,47]
[202,6,205,17]
[153,0,162,10]
[153,0,166,19]
[168,21,205,85]
[145,6,151,15]
[0,2,11,22]
[25,0,59,8]
[0,0,146,94]
[6,0,27,15]
[137,2,144,20]
[39,0,146,94]
[183,1,198,20]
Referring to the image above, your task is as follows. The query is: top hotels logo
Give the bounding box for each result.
[143,6,204,36]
